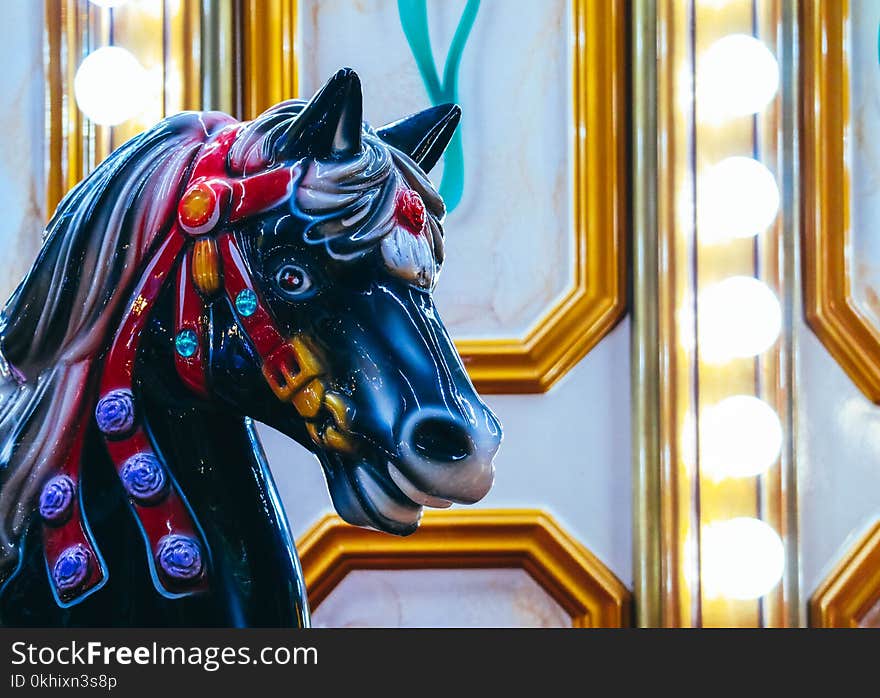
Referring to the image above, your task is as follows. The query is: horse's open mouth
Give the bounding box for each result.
[386,463,452,509]
[322,451,456,535]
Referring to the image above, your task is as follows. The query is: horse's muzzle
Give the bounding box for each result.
[392,406,502,505]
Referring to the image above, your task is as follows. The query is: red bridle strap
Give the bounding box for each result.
[40,405,107,607]
[174,247,210,398]
[96,229,209,599]
[43,121,304,605]
[216,233,308,401]
[178,124,296,237]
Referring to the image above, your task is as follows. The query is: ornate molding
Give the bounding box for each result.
[800,0,880,402]
[811,520,880,627]
[456,0,627,393]
[297,509,631,628]
[631,0,661,627]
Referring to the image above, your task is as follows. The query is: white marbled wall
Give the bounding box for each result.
[311,568,572,628]
[299,0,573,340]
[0,0,44,304]
[798,325,880,599]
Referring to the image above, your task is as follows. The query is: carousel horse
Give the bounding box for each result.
[0,69,502,627]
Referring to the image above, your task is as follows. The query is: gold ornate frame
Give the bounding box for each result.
[457,0,627,393]
[44,0,625,394]
[811,520,880,627]
[800,0,880,402]
[297,509,631,628]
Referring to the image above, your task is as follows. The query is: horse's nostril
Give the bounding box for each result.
[411,417,474,463]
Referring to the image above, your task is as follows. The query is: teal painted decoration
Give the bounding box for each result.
[398,0,480,212]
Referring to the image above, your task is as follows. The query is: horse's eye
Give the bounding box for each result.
[275,264,312,297]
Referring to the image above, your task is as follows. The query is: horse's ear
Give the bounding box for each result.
[376,103,461,174]
[275,68,363,160]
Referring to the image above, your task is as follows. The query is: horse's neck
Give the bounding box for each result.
[137,370,309,626]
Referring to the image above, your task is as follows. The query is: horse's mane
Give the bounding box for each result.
[0,111,233,571]
[0,98,447,576]
[230,99,446,267]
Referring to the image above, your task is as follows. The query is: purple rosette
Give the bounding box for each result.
[95,389,136,437]
[156,534,203,582]
[120,453,167,504]
[39,475,76,525]
[53,544,92,593]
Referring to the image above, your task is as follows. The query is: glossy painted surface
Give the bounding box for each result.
[0,69,501,626]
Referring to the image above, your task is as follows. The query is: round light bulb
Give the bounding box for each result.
[700,156,780,241]
[74,46,149,126]
[699,276,781,362]
[698,34,779,121]
[702,518,784,599]
[701,396,783,479]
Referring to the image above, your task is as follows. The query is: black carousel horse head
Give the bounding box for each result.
[0,68,501,626]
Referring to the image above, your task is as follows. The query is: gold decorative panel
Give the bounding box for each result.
[811,521,880,627]
[454,0,627,393]
[240,0,297,120]
[298,509,631,628]
[801,0,880,403]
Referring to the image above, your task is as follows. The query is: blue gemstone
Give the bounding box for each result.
[235,289,258,317]
[175,329,199,358]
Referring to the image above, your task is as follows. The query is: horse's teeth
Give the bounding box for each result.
[387,463,452,509]
[354,467,422,525]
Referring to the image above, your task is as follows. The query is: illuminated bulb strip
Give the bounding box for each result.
[701,396,783,479]
[698,276,782,362]
[697,34,779,122]
[702,518,784,600]
[700,157,780,242]
[74,46,149,126]
[686,19,788,619]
